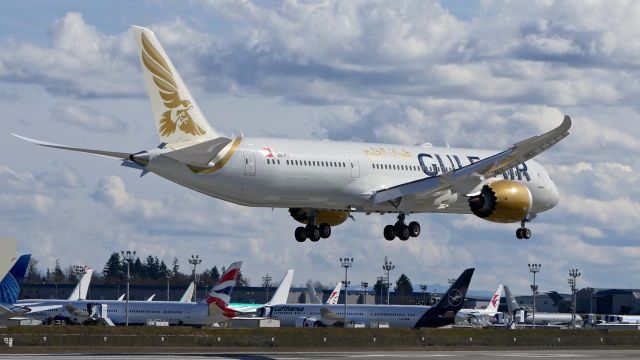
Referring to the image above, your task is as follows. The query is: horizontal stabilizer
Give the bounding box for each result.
[12,134,130,160]
[162,137,232,167]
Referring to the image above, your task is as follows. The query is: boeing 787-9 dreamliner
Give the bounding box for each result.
[13,26,571,242]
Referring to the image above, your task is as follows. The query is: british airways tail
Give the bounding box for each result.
[206,261,242,308]
[0,254,31,304]
[414,268,475,328]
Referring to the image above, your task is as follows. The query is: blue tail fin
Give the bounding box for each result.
[0,254,31,304]
[414,268,475,328]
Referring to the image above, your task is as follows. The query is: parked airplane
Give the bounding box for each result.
[12,26,571,242]
[258,268,474,328]
[504,285,582,326]
[228,269,295,314]
[67,268,93,301]
[18,261,243,326]
[0,255,60,321]
[455,284,503,325]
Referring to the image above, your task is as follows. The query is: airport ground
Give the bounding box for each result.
[1,327,639,355]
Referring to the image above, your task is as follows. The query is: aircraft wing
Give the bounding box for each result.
[371,116,571,204]
[11,134,130,159]
[319,307,344,326]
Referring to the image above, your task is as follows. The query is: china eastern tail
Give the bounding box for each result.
[12,26,571,243]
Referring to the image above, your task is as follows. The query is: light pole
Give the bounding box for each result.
[166,273,171,301]
[189,255,202,302]
[528,263,541,329]
[568,268,581,329]
[377,276,385,305]
[262,273,273,303]
[340,257,354,327]
[121,250,136,326]
[382,256,395,305]
[420,284,428,305]
[72,265,86,301]
[361,281,369,304]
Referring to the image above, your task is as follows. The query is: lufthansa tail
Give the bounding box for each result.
[414,268,475,328]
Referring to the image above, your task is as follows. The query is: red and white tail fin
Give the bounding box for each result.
[486,284,503,313]
[206,261,242,308]
[326,281,342,305]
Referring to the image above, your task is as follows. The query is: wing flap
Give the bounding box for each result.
[372,115,571,204]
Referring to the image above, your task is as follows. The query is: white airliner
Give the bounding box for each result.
[17,262,243,326]
[259,268,474,328]
[504,285,582,326]
[326,282,342,305]
[455,284,503,325]
[13,26,571,242]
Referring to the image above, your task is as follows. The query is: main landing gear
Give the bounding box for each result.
[516,215,534,239]
[295,223,331,243]
[383,214,420,241]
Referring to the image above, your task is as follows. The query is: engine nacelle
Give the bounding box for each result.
[289,208,349,226]
[468,180,532,223]
[295,317,323,327]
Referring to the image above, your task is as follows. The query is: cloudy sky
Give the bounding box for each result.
[1,0,638,296]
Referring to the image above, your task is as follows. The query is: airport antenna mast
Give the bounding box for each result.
[121,250,136,327]
[189,255,202,302]
[340,257,354,328]
[528,263,541,330]
[382,256,395,305]
[568,268,581,329]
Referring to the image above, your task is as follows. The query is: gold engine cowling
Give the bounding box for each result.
[468,180,532,223]
[288,208,349,226]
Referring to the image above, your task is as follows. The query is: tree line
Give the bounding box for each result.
[23,253,249,287]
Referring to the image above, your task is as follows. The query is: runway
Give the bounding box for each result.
[1,350,640,359]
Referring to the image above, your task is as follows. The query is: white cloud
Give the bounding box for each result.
[50,104,127,133]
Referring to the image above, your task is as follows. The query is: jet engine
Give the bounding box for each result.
[295,317,323,327]
[288,208,349,226]
[468,180,532,223]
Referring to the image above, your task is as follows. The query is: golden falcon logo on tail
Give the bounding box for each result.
[141,32,206,137]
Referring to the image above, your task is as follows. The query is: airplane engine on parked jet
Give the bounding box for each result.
[288,208,349,226]
[468,180,532,223]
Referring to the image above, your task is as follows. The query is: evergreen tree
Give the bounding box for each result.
[171,257,179,275]
[210,266,220,284]
[236,270,249,287]
[53,259,65,283]
[159,260,169,277]
[102,252,122,278]
[133,257,143,277]
[373,278,389,302]
[25,258,40,283]
[144,255,160,279]
[394,273,414,296]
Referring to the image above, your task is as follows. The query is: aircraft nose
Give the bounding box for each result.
[548,178,560,208]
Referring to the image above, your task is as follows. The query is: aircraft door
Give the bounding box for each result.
[348,156,360,178]
[244,151,256,176]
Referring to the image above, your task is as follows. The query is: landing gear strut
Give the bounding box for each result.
[383,214,420,241]
[295,222,332,243]
[516,216,533,239]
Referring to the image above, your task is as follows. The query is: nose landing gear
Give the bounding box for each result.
[516,215,535,239]
[383,214,420,241]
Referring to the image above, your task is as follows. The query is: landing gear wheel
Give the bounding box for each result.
[408,221,420,237]
[523,228,531,239]
[384,225,396,241]
[396,224,410,241]
[295,227,307,242]
[319,223,331,239]
[306,225,321,242]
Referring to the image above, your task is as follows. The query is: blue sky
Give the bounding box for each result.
[1,0,638,295]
